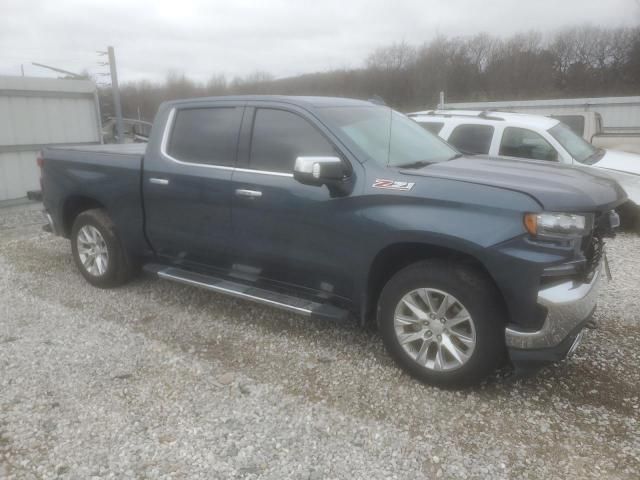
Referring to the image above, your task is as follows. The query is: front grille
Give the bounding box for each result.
[581,232,604,281]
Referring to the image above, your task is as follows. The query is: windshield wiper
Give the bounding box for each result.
[448,153,464,160]
[395,160,432,169]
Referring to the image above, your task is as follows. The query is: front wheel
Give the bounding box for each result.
[70,208,134,288]
[378,259,506,387]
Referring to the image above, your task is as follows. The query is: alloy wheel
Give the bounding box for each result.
[393,288,476,371]
[77,225,109,276]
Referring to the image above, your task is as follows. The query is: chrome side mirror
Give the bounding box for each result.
[293,156,344,185]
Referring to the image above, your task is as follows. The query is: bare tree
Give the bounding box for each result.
[113,24,640,119]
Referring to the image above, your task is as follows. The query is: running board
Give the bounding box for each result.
[144,264,350,321]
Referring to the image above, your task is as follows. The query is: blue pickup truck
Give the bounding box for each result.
[40,96,625,386]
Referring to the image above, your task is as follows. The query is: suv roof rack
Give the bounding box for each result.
[409,110,505,121]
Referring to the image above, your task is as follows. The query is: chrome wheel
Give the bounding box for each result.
[76,225,109,276]
[394,288,476,371]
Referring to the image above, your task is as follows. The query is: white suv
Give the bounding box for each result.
[408,110,640,219]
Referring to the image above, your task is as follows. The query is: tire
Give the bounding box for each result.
[377,259,506,387]
[70,208,134,288]
[617,203,640,232]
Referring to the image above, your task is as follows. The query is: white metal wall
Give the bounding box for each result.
[0,150,41,201]
[0,76,101,201]
[443,96,640,133]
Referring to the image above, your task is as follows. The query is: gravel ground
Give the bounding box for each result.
[0,203,639,479]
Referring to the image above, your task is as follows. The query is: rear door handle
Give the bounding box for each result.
[235,189,262,198]
[149,178,169,185]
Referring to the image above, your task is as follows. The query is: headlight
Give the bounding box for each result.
[524,212,592,238]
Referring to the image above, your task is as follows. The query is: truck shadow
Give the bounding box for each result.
[124,273,639,420]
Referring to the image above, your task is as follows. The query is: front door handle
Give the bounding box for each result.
[149,178,169,186]
[235,189,262,198]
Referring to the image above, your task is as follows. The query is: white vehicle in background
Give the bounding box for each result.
[408,110,640,226]
[440,96,640,155]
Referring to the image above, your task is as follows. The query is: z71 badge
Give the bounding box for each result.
[372,179,415,191]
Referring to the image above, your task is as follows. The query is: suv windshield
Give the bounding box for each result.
[320,106,458,167]
[548,122,598,164]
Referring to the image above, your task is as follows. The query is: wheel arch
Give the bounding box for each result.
[362,241,507,327]
[61,195,107,238]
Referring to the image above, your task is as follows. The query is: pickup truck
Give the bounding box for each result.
[40,96,625,387]
[549,111,640,154]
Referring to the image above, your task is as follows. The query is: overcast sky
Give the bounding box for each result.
[1,0,638,84]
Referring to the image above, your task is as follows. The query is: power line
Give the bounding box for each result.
[31,62,84,78]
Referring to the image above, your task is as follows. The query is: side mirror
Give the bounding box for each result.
[293,156,345,185]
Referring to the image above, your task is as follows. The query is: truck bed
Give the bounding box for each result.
[44,143,146,161]
[592,133,640,154]
[41,142,148,255]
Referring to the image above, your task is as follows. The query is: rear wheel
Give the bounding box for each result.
[70,209,134,288]
[378,259,506,387]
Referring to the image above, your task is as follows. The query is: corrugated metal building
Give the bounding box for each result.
[443,96,640,134]
[0,76,102,201]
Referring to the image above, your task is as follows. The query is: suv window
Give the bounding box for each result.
[167,107,240,166]
[550,115,585,137]
[447,124,494,155]
[499,127,558,161]
[250,109,336,173]
[419,122,444,135]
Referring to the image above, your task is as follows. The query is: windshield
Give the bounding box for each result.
[548,122,598,164]
[320,106,458,167]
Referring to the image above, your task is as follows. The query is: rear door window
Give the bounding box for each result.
[249,109,336,173]
[499,127,558,161]
[447,124,494,155]
[167,107,242,166]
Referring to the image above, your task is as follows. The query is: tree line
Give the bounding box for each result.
[107,25,640,122]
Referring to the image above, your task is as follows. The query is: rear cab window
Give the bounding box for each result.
[167,107,243,166]
[447,124,494,155]
[550,115,586,137]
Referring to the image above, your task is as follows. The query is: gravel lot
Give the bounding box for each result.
[1,202,639,479]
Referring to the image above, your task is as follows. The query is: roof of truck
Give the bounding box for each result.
[164,95,377,109]
[408,109,560,130]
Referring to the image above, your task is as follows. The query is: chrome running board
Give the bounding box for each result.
[144,264,350,321]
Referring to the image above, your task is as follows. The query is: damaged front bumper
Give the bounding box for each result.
[506,257,607,369]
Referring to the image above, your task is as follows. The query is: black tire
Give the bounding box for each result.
[70,208,134,288]
[377,259,506,387]
[617,203,640,232]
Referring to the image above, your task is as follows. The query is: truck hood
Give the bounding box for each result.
[589,150,640,205]
[401,156,626,212]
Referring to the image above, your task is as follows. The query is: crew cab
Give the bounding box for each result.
[409,110,640,227]
[41,96,625,387]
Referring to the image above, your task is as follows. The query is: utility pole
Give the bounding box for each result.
[107,46,125,144]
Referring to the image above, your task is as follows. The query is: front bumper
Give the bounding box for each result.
[505,258,606,364]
